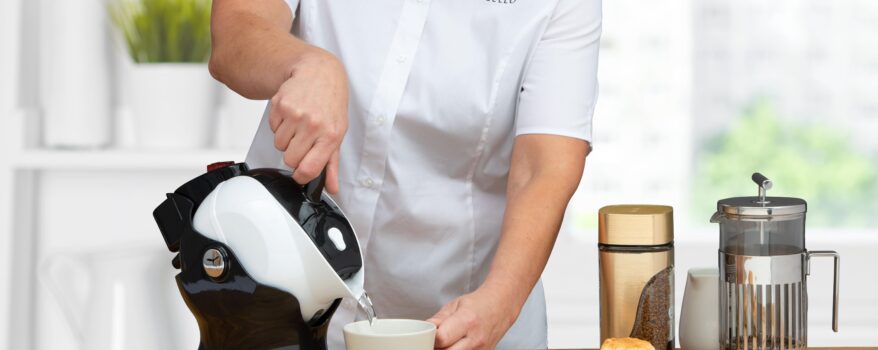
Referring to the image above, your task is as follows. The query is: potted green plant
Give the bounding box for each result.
[110,0,216,149]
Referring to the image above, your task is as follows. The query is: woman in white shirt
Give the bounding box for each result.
[209,0,601,349]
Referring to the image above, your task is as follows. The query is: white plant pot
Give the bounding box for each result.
[38,0,112,148]
[128,64,217,150]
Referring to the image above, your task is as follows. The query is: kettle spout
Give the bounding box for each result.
[709,211,724,223]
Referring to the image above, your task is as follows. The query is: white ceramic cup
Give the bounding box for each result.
[679,267,720,350]
[343,319,436,350]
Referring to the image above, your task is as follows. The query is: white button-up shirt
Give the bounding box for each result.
[246,0,601,348]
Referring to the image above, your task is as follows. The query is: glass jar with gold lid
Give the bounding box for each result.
[599,204,674,350]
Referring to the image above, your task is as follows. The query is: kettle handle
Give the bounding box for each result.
[807,250,840,332]
[39,255,88,342]
[303,169,327,203]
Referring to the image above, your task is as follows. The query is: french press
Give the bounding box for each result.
[710,173,839,350]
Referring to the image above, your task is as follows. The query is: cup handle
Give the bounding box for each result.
[807,250,840,332]
[39,255,89,341]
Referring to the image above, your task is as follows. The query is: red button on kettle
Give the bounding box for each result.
[207,161,235,172]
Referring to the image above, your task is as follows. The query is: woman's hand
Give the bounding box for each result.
[212,0,348,191]
[427,286,521,350]
[269,49,349,194]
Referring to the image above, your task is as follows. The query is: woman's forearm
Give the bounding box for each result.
[209,0,325,99]
[482,135,588,317]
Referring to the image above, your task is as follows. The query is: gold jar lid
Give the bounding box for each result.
[599,205,674,246]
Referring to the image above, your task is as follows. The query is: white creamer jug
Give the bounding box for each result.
[679,268,719,350]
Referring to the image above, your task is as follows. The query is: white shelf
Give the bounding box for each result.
[10,148,246,170]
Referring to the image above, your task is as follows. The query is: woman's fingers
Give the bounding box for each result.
[268,100,287,132]
[283,122,319,171]
[325,149,341,194]
[292,135,335,185]
[432,307,472,348]
[272,118,295,152]
[427,298,459,328]
[439,337,475,350]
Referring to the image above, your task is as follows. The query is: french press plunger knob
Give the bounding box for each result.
[751,172,772,204]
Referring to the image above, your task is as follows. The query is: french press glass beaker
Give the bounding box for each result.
[710,173,839,350]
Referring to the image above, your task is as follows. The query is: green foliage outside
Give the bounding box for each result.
[694,99,878,227]
[109,0,212,63]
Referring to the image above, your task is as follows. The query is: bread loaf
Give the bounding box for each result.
[600,337,655,350]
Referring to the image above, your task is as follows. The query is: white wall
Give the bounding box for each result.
[0,0,23,347]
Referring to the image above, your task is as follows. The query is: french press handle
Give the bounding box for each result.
[807,250,840,332]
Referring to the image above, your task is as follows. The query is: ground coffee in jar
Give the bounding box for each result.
[599,205,675,350]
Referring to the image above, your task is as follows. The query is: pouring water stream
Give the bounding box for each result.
[357,292,378,325]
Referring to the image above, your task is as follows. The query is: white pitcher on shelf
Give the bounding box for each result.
[38,0,112,148]
[40,247,198,350]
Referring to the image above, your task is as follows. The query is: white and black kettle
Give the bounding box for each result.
[153,161,366,350]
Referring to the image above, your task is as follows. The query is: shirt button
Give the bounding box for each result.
[396,55,407,63]
[362,178,375,188]
[376,116,386,125]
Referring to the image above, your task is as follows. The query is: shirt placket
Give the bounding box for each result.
[348,0,432,252]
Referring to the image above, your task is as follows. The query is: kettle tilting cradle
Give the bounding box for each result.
[153,162,366,350]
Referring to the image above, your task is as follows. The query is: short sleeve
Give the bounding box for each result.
[515,0,602,145]
[285,0,300,17]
